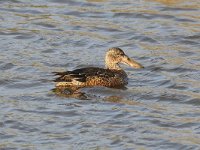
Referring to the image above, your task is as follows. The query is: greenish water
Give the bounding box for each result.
[0,0,200,149]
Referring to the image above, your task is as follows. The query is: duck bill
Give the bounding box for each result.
[122,55,144,69]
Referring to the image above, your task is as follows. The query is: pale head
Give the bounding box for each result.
[105,47,144,70]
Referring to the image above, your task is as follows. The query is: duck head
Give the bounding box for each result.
[105,47,144,70]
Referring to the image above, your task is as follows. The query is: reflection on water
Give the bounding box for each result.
[0,0,200,149]
[52,88,89,100]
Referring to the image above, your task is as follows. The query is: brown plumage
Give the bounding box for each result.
[54,47,144,89]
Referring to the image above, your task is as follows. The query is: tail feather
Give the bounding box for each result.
[53,71,70,76]
[53,70,87,84]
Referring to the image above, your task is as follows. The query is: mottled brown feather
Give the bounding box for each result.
[54,67,128,88]
[54,47,144,89]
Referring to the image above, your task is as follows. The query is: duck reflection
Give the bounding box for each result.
[52,86,140,106]
[52,87,88,100]
[52,85,127,100]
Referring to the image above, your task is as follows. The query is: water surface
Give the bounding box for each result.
[0,0,200,149]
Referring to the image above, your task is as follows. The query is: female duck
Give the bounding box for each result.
[54,47,144,88]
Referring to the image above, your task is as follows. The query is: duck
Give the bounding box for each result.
[54,47,144,90]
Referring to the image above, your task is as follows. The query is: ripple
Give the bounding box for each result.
[160,7,198,12]
[157,79,172,87]
[175,18,196,22]
[0,0,20,4]
[113,12,175,20]
[14,34,35,39]
[1,0,200,149]
[8,121,39,133]
[179,40,199,45]
[62,11,86,17]
[5,81,43,89]
[0,132,15,139]
[0,7,43,14]
[178,51,195,57]
[184,34,200,40]
[130,35,158,43]
[0,31,22,36]
[149,66,198,73]
[0,63,15,70]
[15,108,81,117]
[93,26,122,32]
[34,22,57,28]
[185,98,200,105]
[168,83,188,90]
[48,0,83,5]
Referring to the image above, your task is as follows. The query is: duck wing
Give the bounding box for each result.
[54,67,116,83]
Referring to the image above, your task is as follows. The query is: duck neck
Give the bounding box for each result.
[105,63,122,70]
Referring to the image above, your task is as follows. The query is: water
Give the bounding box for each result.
[0,0,200,149]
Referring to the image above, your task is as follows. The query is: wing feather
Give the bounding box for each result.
[54,67,116,83]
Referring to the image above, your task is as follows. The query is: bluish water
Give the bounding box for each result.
[0,0,200,149]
